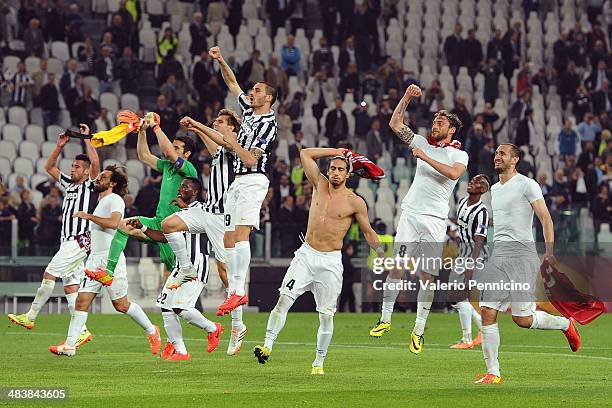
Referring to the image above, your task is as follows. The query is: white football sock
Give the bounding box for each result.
[164,232,191,268]
[231,306,244,330]
[381,277,401,323]
[65,292,89,333]
[66,310,88,347]
[126,302,156,335]
[162,311,187,354]
[481,323,501,377]
[180,308,217,332]
[313,313,334,368]
[226,247,237,293]
[529,311,570,331]
[264,295,294,351]
[413,285,434,336]
[232,241,251,296]
[457,301,473,343]
[472,307,482,330]
[26,279,55,321]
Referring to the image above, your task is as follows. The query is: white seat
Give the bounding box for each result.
[103,159,121,168]
[356,184,375,208]
[120,93,140,112]
[8,106,28,130]
[25,124,45,144]
[0,157,11,179]
[24,56,40,74]
[47,58,64,76]
[2,123,22,146]
[374,200,395,226]
[128,176,140,196]
[126,159,146,182]
[139,29,157,63]
[275,138,289,163]
[376,185,395,207]
[41,141,58,158]
[30,173,48,190]
[146,0,164,15]
[29,107,44,126]
[83,76,100,98]
[100,92,119,112]
[19,141,39,161]
[51,41,70,62]
[3,56,20,73]
[59,158,73,174]
[64,142,83,158]
[36,157,49,173]
[13,157,34,175]
[46,124,64,140]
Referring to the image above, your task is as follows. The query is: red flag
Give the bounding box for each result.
[540,259,605,325]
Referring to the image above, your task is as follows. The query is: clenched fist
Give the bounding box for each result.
[209,46,222,61]
[405,84,422,98]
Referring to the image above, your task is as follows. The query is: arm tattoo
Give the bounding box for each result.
[250,148,263,161]
[397,125,415,145]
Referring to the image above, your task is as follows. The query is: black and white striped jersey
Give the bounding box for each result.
[455,196,489,259]
[235,92,277,175]
[172,202,210,283]
[58,173,98,243]
[9,72,34,105]
[203,146,234,214]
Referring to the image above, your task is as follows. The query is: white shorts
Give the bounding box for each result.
[45,240,88,286]
[393,212,447,277]
[79,254,128,301]
[224,173,269,231]
[176,206,226,262]
[479,253,539,317]
[279,242,343,316]
[156,275,205,310]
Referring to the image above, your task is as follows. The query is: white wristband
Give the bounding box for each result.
[141,226,148,233]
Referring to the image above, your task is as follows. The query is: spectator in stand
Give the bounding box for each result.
[277,195,298,256]
[75,87,101,129]
[308,67,335,133]
[586,60,610,92]
[17,190,37,250]
[17,0,37,38]
[264,54,289,102]
[289,0,307,35]
[558,119,580,159]
[572,85,592,121]
[98,31,119,58]
[31,58,49,99]
[538,173,552,198]
[38,194,62,244]
[502,29,521,82]
[135,177,160,218]
[478,102,500,127]
[378,58,402,94]
[589,40,608,69]
[274,174,296,209]
[353,101,372,143]
[93,107,114,162]
[339,242,357,312]
[122,193,140,257]
[206,0,228,35]
[280,34,301,77]
[559,61,581,108]
[478,137,496,182]
[0,198,16,247]
[8,61,34,107]
[116,46,141,94]
[155,94,179,136]
[450,95,473,145]
[361,70,381,103]
[77,37,97,75]
[266,0,289,39]
[338,35,357,73]
[339,62,360,102]
[576,112,603,149]
[24,18,44,57]
[578,141,597,172]
[593,79,612,115]
[423,80,445,121]
[515,62,532,96]
[587,21,607,52]
[200,163,211,195]
[160,73,178,106]
[598,129,612,156]
[605,0,612,45]
[107,14,129,52]
[239,49,265,89]
[117,0,136,49]
[592,183,611,247]
[294,193,309,235]
[276,103,293,140]
[59,59,79,98]
[38,72,60,129]
[198,75,226,110]
[43,0,65,42]
[366,117,383,162]
[157,49,185,84]
[10,176,27,194]
[156,28,178,65]
[550,169,572,211]
[465,123,487,177]
[64,3,84,47]
[531,67,551,95]
[464,29,483,77]
[65,74,85,122]
[515,107,535,148]
[311,36,334,75]
[226,0,243,38]
[289,130,306,163]
[189,11,211,57]
[444,23,464,77]
[482,58,502,104]
[95,45,115,94]
[352,1,378,72]
[553,31,570,75]
[569,31,588,68]
[487,29,505,63]
[193,50,217,91]
[325,97,349,147]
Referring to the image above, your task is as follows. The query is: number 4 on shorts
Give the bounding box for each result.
[286,279,295,291]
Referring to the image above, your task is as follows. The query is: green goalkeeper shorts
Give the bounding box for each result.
[137,216,176,272]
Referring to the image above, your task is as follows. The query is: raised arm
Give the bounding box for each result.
[136,122,159,169]
[180,116,228,153]
[299,147,344,187]
[81,124,100,179]
[532,198,555,265]
[354,197,385,257]
[390,84,422,145]
[45,133,69,181]
[209,46,243,97]
[73,210,122,229]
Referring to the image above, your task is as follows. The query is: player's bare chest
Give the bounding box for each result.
[312,194,354,221]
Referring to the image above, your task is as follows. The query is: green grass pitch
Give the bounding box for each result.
[1,312,611,407]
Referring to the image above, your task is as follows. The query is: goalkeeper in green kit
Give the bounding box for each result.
[85,113,198,286]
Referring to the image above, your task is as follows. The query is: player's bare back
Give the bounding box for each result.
[305,179,358,252]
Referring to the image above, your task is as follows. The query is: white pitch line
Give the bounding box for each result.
[4,331,612,361]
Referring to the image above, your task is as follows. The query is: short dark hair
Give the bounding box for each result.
[328,156,350,173]
[174,135,195,154]
[500,143,523,164]
[434,110,463,133]
[74,154,91,167]
[106,165,128,197]
[184,176,202,196]
[475,174,492,191]
[218,109,241,132]
[259,81,278,105]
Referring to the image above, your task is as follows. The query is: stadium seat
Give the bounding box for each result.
[51,41,70,62]
[0,157,11,179]
[374,201,395,226]
[128,176,140,196]
[0,109,5,127]
[3,55,20,73]
[2,123,23,146]
[36,157,49,173]
[19,141,39,162]
[29,107,44,127]
[8,173,29,190]
[8,106,28,130]
[30,173,48,190]
[24,124,45,145]
[13,157,34,175]
[64,142,83,158]
[126,159,146,182]
[47,58,64,76]
[83,76,100,99]
[120,93,140,113]
[139,29,157,63]
[275,138,289,163]
[100,92,119,112]
[59,158,73,174]
[24,56,40,74]
[46,124,64,140]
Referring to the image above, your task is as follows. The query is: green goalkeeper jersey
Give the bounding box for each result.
[156,158,198,219]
